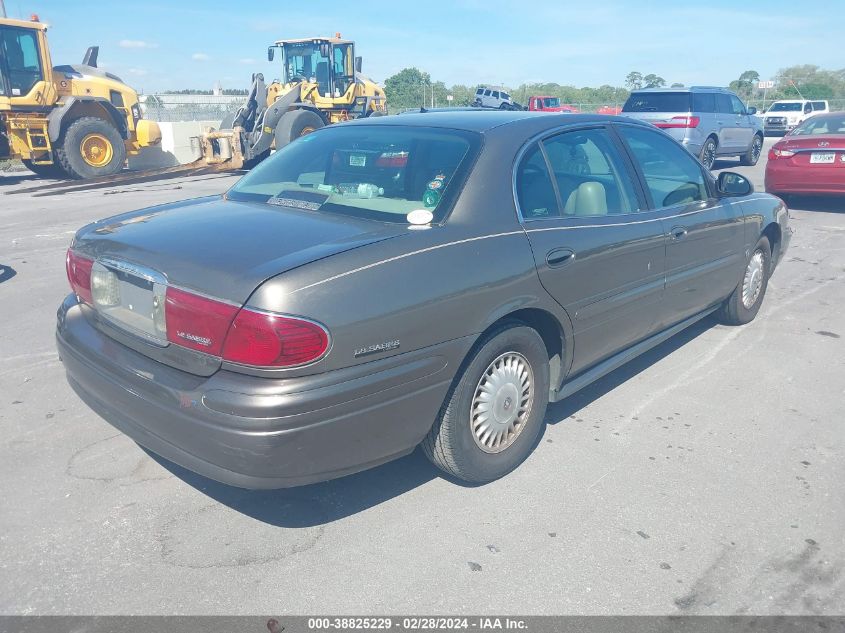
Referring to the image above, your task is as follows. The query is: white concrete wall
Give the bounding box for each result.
[128,120,221,171]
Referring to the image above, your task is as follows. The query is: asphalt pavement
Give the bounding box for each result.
[0,138,843,614]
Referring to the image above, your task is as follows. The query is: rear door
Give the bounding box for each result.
[516,125,665,374]
[616,124,745,326]
[715,93,740,151]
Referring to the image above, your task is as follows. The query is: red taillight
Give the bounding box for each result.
[222,309,329,367]
[164,287,239,356]
[769,147,795,160]
[654,116,700,129]
[66,249,94,304]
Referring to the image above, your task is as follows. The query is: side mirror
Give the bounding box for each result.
[267,47,274,62]
[717,171,753,197]
[354,56,362,73]
[747,106,757,115]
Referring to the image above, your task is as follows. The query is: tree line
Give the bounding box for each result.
[383,64,845,111]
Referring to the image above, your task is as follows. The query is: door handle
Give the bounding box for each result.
[546,248,576,267]
[670,226,688,241]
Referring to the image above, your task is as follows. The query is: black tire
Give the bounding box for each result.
[699,136,718,170]
[55,117,126,180]
[22,158,67,179]
[422,323,550,483]
[716,236,771,326]
[740,134,764,166]
[274,109,324,151]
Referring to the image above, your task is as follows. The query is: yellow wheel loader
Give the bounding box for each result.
[0,15,161,179]
[202,35,386,169]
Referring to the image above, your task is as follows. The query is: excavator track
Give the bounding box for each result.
[4,160,241,197]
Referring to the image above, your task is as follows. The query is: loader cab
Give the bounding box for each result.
[0,18,55,108]
[271,37,356,99]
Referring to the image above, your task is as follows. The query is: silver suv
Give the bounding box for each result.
[621,87,764,169]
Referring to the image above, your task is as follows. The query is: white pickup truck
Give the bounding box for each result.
[763,99,830,135]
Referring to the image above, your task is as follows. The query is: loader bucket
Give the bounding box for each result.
[200,126,246,169]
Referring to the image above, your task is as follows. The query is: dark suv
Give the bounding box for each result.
[621,87,764,169]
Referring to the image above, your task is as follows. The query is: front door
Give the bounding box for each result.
[516,126,666,375]
[616,124,745,326]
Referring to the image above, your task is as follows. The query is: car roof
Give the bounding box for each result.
[632,86,729,93]
[342,110,650,135]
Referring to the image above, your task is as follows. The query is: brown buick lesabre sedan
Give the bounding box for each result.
[57,111,791,488]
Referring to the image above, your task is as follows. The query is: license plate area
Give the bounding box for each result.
[91,259,168,346]
[810,152,835,164]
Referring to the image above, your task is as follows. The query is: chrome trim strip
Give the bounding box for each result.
[290,231,525,293]
[98,257,167,285]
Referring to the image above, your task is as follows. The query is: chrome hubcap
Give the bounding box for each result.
[471,352,534,454]
[742,249,765,308]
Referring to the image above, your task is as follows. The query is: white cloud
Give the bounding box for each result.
[239,58,256,65]
[119,39,157,49]
[192,53,211,61]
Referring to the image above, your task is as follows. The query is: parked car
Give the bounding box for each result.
[763,99,829,136]
[473,86,520,110]
[596,105,622,115]
[57,111,790,489]
[528,96,579,113]
[621,87,764,169]
[765,112,845,198]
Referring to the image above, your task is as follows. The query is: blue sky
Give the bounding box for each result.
[14,0,844,93]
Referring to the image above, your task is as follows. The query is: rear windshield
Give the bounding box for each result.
[769,103,802,112]
[227,125,480,224]
[790,114,845,136]
[622,92,691,113]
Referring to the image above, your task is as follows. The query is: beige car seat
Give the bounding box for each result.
[564,182,608,216]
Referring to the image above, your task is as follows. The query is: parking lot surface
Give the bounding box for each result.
[1,138,843,614]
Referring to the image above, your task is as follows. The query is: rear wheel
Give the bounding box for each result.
[717,236,771,325]
[422,323,550,483]
[699,136,718,170]
[741,134,764,166]
[274,109,324,151]
[55,117,126,179]
[22,158,67,179]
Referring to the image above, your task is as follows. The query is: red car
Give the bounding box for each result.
[765,112,845,198]
[527,96,579,113]
[596,105,622,115]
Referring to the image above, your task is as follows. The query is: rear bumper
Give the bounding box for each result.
[765,163,845,195]
[57,295,468,489]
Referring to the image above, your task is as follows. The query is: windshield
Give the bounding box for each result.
[227,126,480,224]
[543,97,560,108]
[790,114,845,135]
[769,102,802,112]
[622,92,691,113]
[282,42,330,85]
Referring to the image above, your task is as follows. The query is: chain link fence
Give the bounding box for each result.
[139,95,246,123]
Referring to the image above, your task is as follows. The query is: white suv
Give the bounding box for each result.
[473,86,517,110]
[764,99,829,135]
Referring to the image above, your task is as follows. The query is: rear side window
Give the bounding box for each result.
[692,92,716,113]
[515,145,559,220]
[810,101,826,111]
[715,94,733,114]
[618,126,708,209]
[542,129,639,216]
[623,92,691,113]
[501,92,510,101]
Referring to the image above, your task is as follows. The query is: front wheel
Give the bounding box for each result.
[55,117,126,179]
[716,236,771,325]
[274,109,324,151]
[422,323,550,483]
[741,134,764,166]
